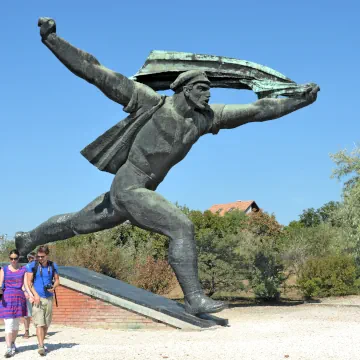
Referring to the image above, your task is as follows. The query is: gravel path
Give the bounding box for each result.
[1,301,360,360]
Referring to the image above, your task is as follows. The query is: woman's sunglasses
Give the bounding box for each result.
[9,257,19,261]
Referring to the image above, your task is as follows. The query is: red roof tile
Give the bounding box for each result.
[208,200,258,216]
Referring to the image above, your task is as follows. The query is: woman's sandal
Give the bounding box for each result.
[24,330,30,339]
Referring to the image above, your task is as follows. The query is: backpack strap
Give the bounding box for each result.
[48,261,56,283]
[32,261,39,283]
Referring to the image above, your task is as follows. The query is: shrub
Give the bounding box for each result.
[197,231,245,296]
[297,255,359,298]
[280,223,346,277]
[247,251,286,301]
[49,233,136,283]
[234,230,287,301]
[133,256,177,295]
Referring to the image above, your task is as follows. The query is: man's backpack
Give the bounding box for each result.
[32,260,56,284]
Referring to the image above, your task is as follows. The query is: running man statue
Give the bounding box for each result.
[16,18,320,315]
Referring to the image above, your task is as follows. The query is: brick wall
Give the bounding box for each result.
[52,285,170,330]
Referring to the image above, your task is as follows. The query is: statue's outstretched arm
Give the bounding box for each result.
[38,18,135,107]
[218,83,320,129]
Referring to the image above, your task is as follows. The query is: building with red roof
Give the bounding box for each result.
[208,200,260,216]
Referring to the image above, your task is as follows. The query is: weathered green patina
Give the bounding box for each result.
[132,50,308,98]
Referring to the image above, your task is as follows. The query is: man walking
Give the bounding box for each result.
[26,246,60,356]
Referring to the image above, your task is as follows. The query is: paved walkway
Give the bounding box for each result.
[309,294,360,306]
[0,297,360,359]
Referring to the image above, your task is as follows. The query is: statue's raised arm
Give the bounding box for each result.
[38,18,135,107]
[217,83,320,129]
[131,50,320,132]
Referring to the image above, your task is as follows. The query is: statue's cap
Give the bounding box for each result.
[170,70,210,91]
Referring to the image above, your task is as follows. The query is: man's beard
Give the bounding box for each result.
[188,95,209,111]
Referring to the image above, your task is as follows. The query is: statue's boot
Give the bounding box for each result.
[169,238,228,315]
[184,291,228,315]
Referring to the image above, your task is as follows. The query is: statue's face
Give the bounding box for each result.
[184,82,211,110]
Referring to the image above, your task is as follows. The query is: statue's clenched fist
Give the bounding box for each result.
[302,83,320,104]
[38,17,56,40]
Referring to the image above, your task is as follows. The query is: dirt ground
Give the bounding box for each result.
[1,296,360,360]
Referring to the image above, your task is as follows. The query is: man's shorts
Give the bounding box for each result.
[32,297,53,328]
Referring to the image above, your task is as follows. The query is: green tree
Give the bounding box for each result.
[234,231,286,301]
[247,211,283,238]
[330,145,360,192]
[280,223,345,276]
[189,210,247,296]
[298,201,340,228]
[197,231,244,296]
[0,240,16,262]
[299,208,321,227]
[285,220,305,230]
[317,201,341,225]
[330,146,360,262]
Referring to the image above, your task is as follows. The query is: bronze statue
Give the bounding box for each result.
[16,18,320,315]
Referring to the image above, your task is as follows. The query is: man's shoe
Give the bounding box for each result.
[15,231,34,260]
[4,349,12,358]
[11,343,18,354]
[184,293,228,315]
[38,347,45,356]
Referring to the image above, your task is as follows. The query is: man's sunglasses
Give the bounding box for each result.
[37,256,46,259]
[9,257,19,261]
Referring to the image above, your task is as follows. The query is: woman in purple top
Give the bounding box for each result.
[0,250,27,358]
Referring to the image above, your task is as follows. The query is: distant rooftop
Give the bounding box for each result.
[208,200,259,216]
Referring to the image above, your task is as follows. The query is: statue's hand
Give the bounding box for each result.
[38,17,56,40]
[302,83,320,103]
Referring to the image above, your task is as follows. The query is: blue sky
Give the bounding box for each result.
[1,0,358,239]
